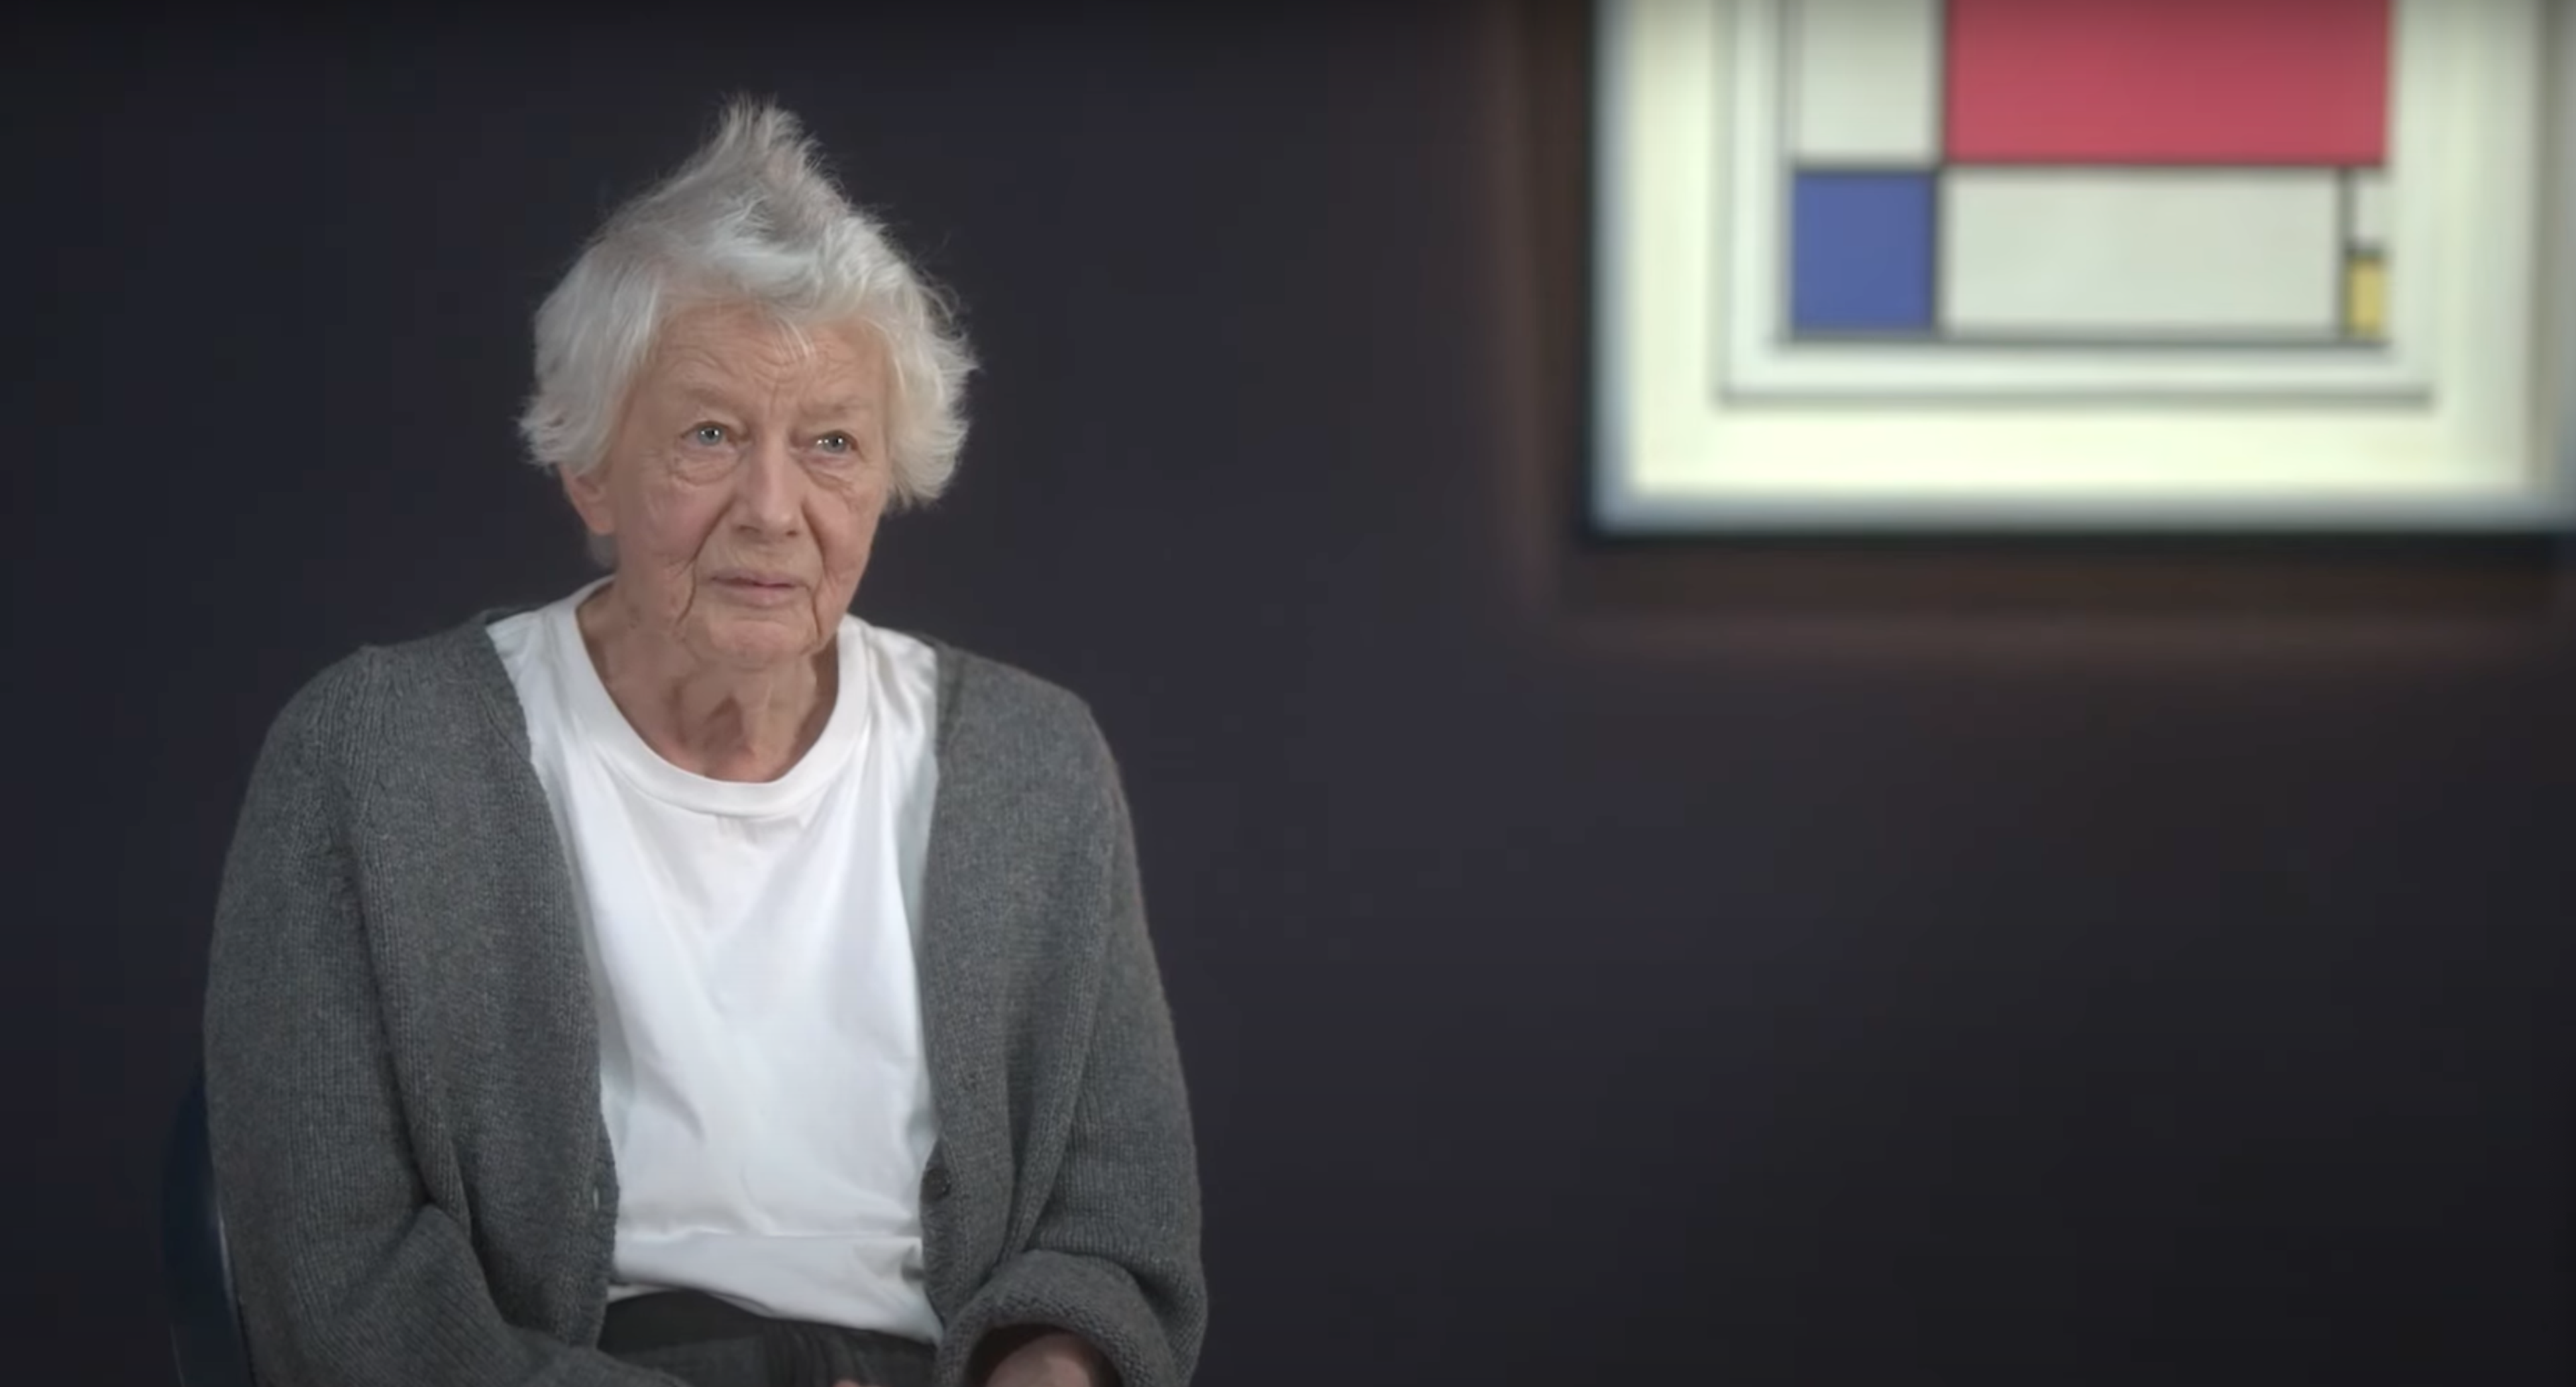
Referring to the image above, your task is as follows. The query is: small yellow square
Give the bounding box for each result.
[2347,254,2386,340]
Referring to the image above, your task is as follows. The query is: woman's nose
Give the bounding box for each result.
[733,439,803,533]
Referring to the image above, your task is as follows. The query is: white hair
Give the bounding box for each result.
[517,99,975,544]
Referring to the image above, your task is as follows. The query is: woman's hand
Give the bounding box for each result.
[982,1330,1110,1387]
[829,1331,1106,1387]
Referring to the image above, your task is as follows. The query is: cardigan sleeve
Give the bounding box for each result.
[932,715,1209,1387]
[202,654,681,1387]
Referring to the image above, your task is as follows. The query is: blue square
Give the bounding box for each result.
[1790,172,1937,335]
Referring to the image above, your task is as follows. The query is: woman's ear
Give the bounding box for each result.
[559,460,616,539]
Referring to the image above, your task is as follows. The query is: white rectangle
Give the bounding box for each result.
[1941,170,2343,337]
[1786,0,1940,162]
[2350,169,2391,250]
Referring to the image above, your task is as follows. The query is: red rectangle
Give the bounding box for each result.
[1944,0,2391,164]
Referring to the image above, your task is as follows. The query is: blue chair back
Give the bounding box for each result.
[161,1070,257,1387]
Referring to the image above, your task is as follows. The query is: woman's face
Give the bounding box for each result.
[564,301,894,673]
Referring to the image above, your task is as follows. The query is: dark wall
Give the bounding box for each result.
[11,7,2574,1384]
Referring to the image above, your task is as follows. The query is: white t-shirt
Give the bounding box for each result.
[488,579,943,1343]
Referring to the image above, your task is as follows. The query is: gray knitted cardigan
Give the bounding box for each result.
[203,610,1206,1387]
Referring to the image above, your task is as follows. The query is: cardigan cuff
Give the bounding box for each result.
[935,1250,1173,1387]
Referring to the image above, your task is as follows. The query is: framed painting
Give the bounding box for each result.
[1591,0,2576,536]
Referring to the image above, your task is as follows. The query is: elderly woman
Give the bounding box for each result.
[202,102,1204,1387]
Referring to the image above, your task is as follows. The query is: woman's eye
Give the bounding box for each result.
[689,424,729,447]
[816,432,853,454]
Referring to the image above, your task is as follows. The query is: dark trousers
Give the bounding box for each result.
[600,1290,938,1387]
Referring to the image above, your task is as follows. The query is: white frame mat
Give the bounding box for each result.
[1592,0,2576,534]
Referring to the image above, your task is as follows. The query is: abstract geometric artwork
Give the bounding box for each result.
[1590,0,2575,532]
[1783,0,2391,347]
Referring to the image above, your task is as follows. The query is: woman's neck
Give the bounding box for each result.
[576,588,837,783]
